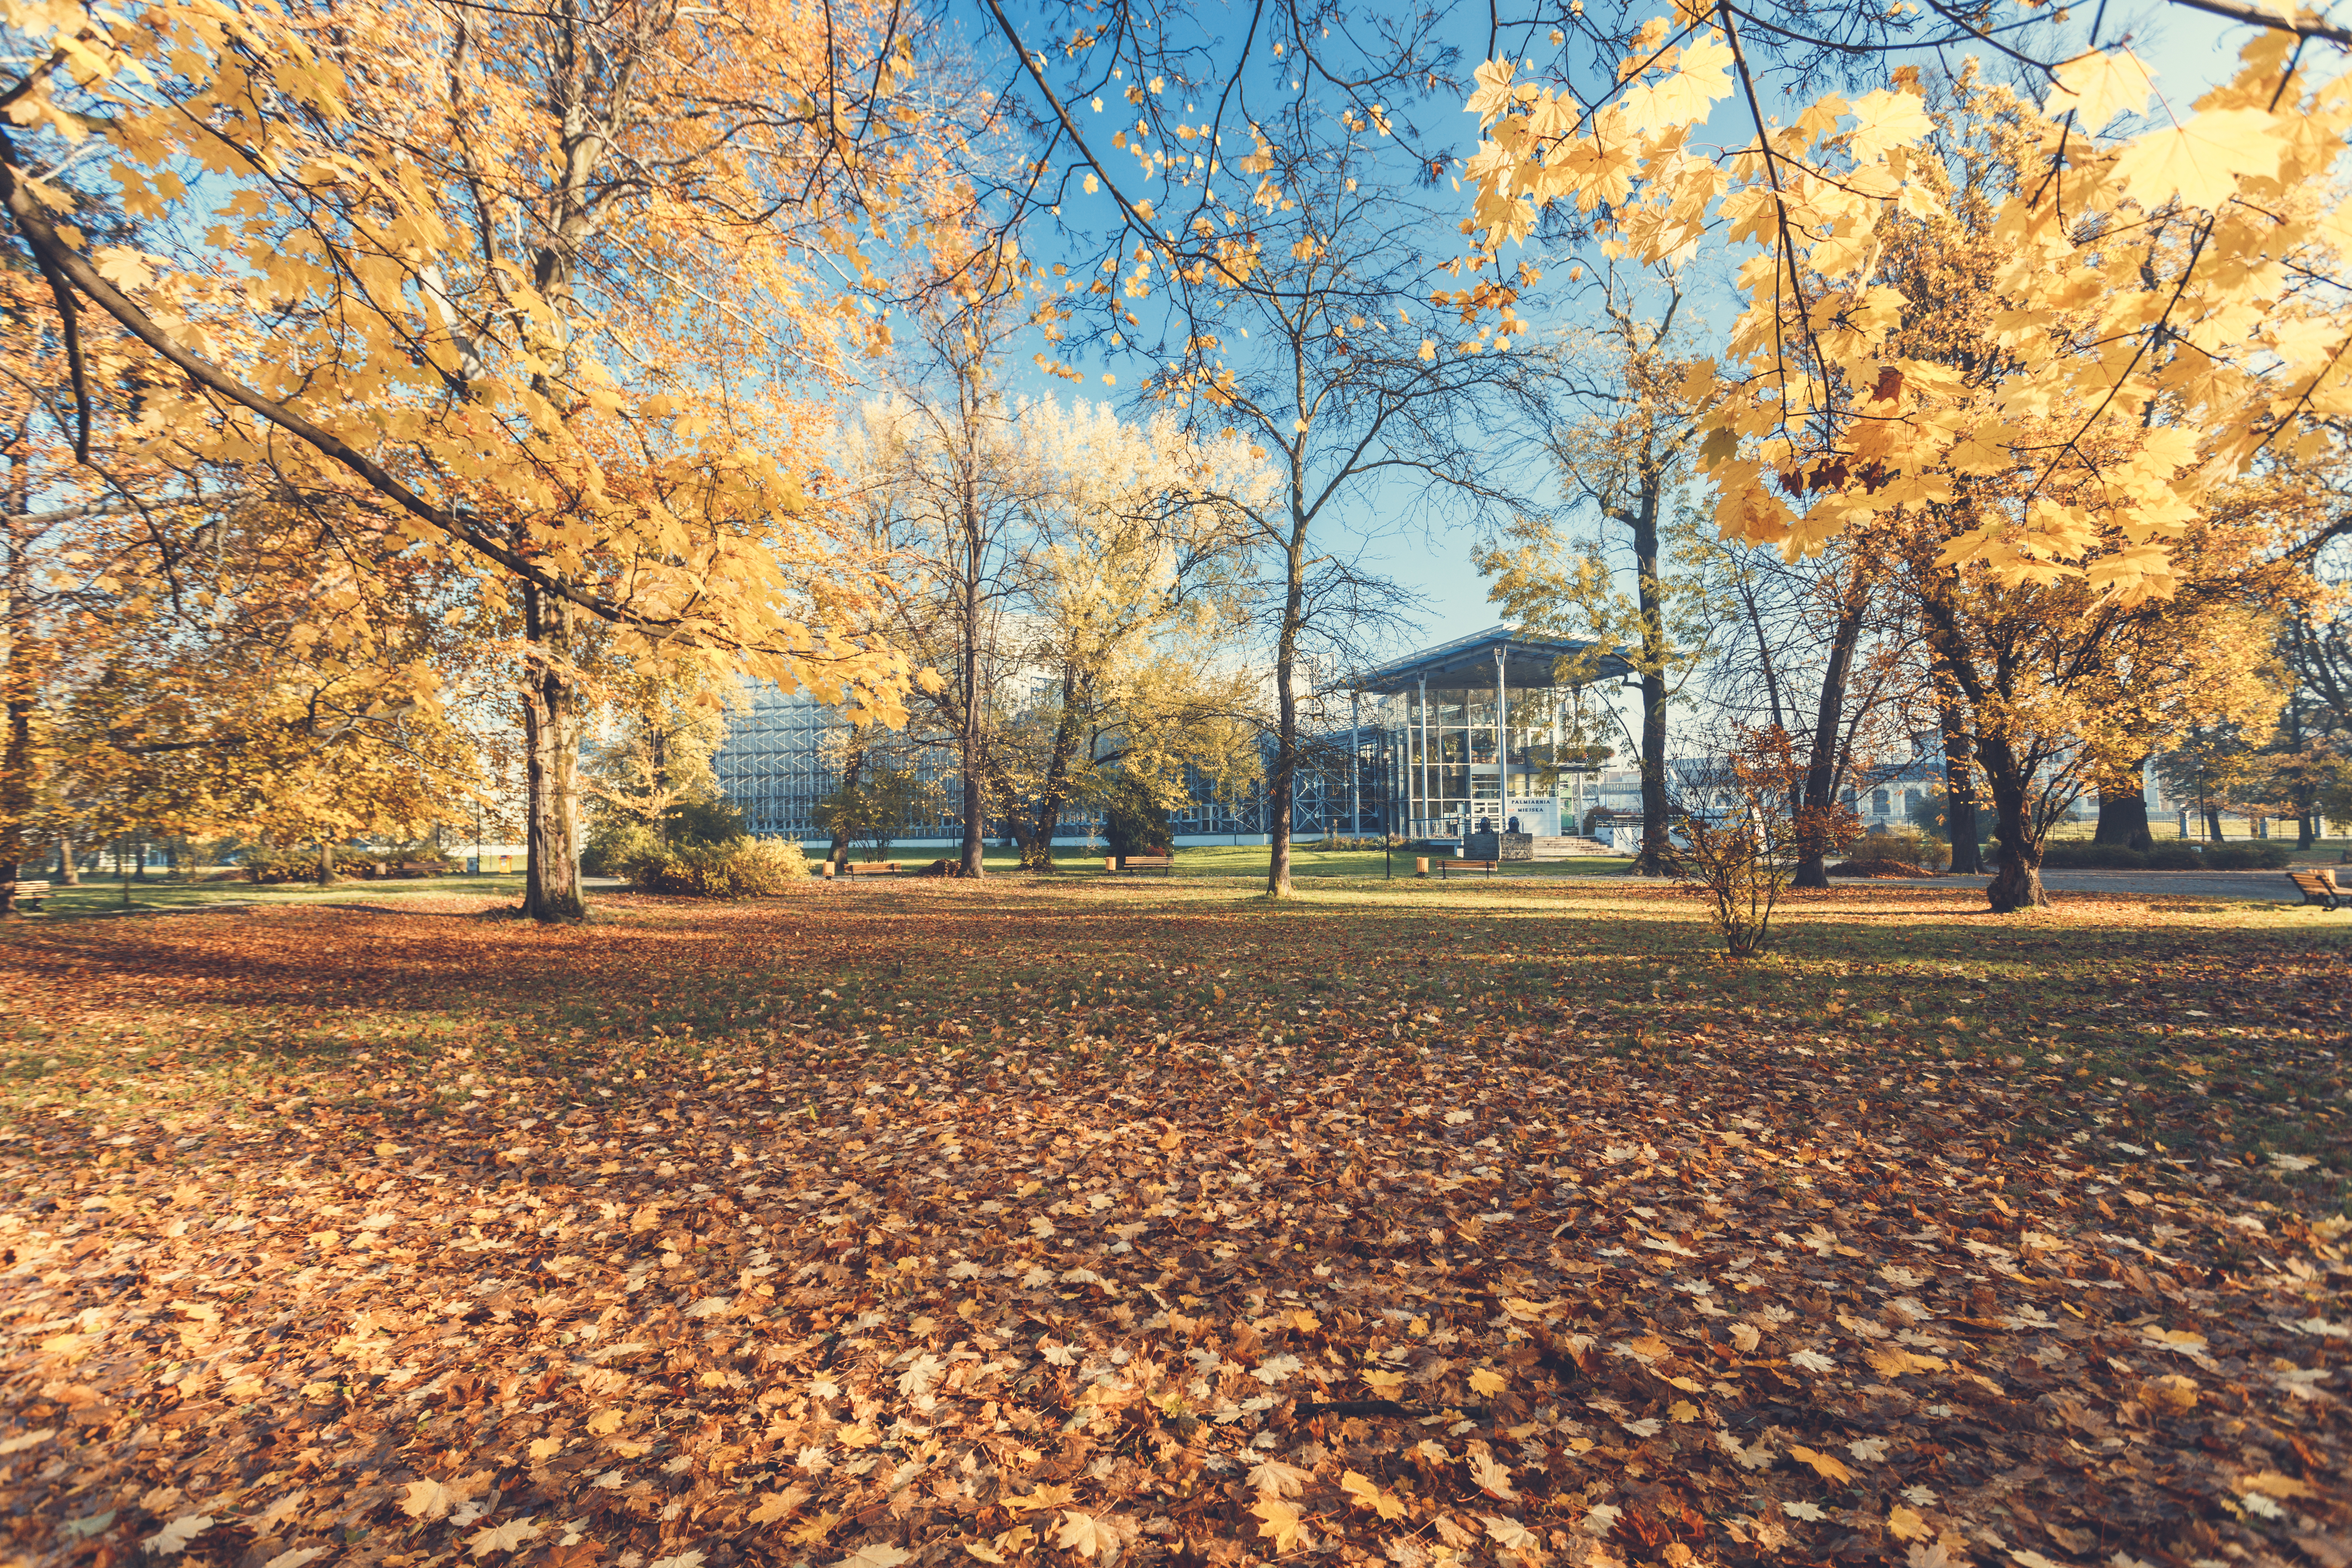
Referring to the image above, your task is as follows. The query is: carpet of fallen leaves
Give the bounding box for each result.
[0,879,2346,1568]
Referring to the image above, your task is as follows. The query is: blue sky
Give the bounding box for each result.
[896,0,2283,664]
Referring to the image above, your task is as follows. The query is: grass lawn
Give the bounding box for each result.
[21,872,545,921]
[0,880,2344,1568]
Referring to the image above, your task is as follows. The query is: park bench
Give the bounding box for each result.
[819,861,902,879]
[2288,868,2343,910]
[1438,858,1499,880]
[3,880,49,910]
[1112,853,1174,875]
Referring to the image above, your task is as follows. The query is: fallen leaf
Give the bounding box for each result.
[1248,1458,1313,1498]
[144,1515,214,1556]
[1055,1511,1129,1559]
[1792,1446,1856,1484]
[469,1518,544,1557]
[1253,1495,1303,1551]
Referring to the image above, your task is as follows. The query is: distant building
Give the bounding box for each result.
[708,625,1633,847]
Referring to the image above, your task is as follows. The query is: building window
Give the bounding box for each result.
[1871,788,1890,814]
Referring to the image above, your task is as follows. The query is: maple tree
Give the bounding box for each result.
[840,282,1268,875]
[0,0,939,922]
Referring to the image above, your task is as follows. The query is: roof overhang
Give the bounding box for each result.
[1346,625,1633,694]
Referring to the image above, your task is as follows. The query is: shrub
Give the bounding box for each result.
[634,838,810,898]
[583,818,664,877]
[1844,830,1949,872]
[661,797,748,847]
[2036,841,2147,870]
[2202,841,2293,870]
[1102,775,1174,860]
[240,845,309,884]
[1829,856,1934,878]
[2032,839,2292,871]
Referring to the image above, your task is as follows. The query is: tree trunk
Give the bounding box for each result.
[958,753,986,879]
[56,830,77,885]
[2093,769,2154,851]
[827,732,868,872]
[1929,643,1981,876]
[1018,682,1089,872]
[1266,485,1308,899]
[1981,735,2047,911]
[1630,483,1673,877]
[2299,809,2316,849]
[2203,805,2224,842]
[315,840,335,885]
[0,545,23,919]
[521,581,586,922]
[1792,563,1869,889]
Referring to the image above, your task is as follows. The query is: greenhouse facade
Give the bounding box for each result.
[709,625,1630,847]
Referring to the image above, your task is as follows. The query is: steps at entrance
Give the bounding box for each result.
[1531,835,1613,858]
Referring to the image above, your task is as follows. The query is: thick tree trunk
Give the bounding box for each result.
[55,830,77,885]
[2093,769,2154,851]
[1981,736,2047,912]
[0,513,24,919]
[1929,643,1981,876]
[521,582,586,922]
[2203,805,2224,842]
[2299,810,2316,849]
[958,756,986,879]
[1792,565,1869,889]
[315,840,336,885]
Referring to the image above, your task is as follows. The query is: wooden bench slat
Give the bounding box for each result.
[2288,868,2342,908]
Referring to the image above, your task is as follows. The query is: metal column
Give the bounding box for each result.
[1349,691,1361,836]
[1416,676,1430,838]
[1494,645,1508,830]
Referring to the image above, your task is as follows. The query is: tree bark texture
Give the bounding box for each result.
[521,581,586,922]
[1265,469,1308,899]
[1630,472,1674,877]
[1981,731,2048,911]
[0,512,27,919]
[55,830,77,884]
[2093,768,2154,851]
[1792,563,1869,890]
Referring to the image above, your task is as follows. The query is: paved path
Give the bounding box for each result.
[1867,869,2322,903]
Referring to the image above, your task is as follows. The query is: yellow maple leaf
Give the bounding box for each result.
[1003,1483,1077,1514]
[2110,110,2285,211]
[1791,1446,1855,1483]
[1340,1470,1407,1521]
[1470,1366,1508,1396]
[1362,1368,1406,1400]
[1253,1495,1303,1550]
[1864,1347,1948,1379]
[1846,88,1931,161]
[2043,48,2154,130]
[1056,1512,1127,1559]
[748,1492,796,1525]
[1888,1505,1933,1542]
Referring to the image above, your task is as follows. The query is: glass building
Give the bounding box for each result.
[1348,625,1632,842]
[708,626,1625,846]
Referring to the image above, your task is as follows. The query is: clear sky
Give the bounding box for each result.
[896,0,2282,667]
